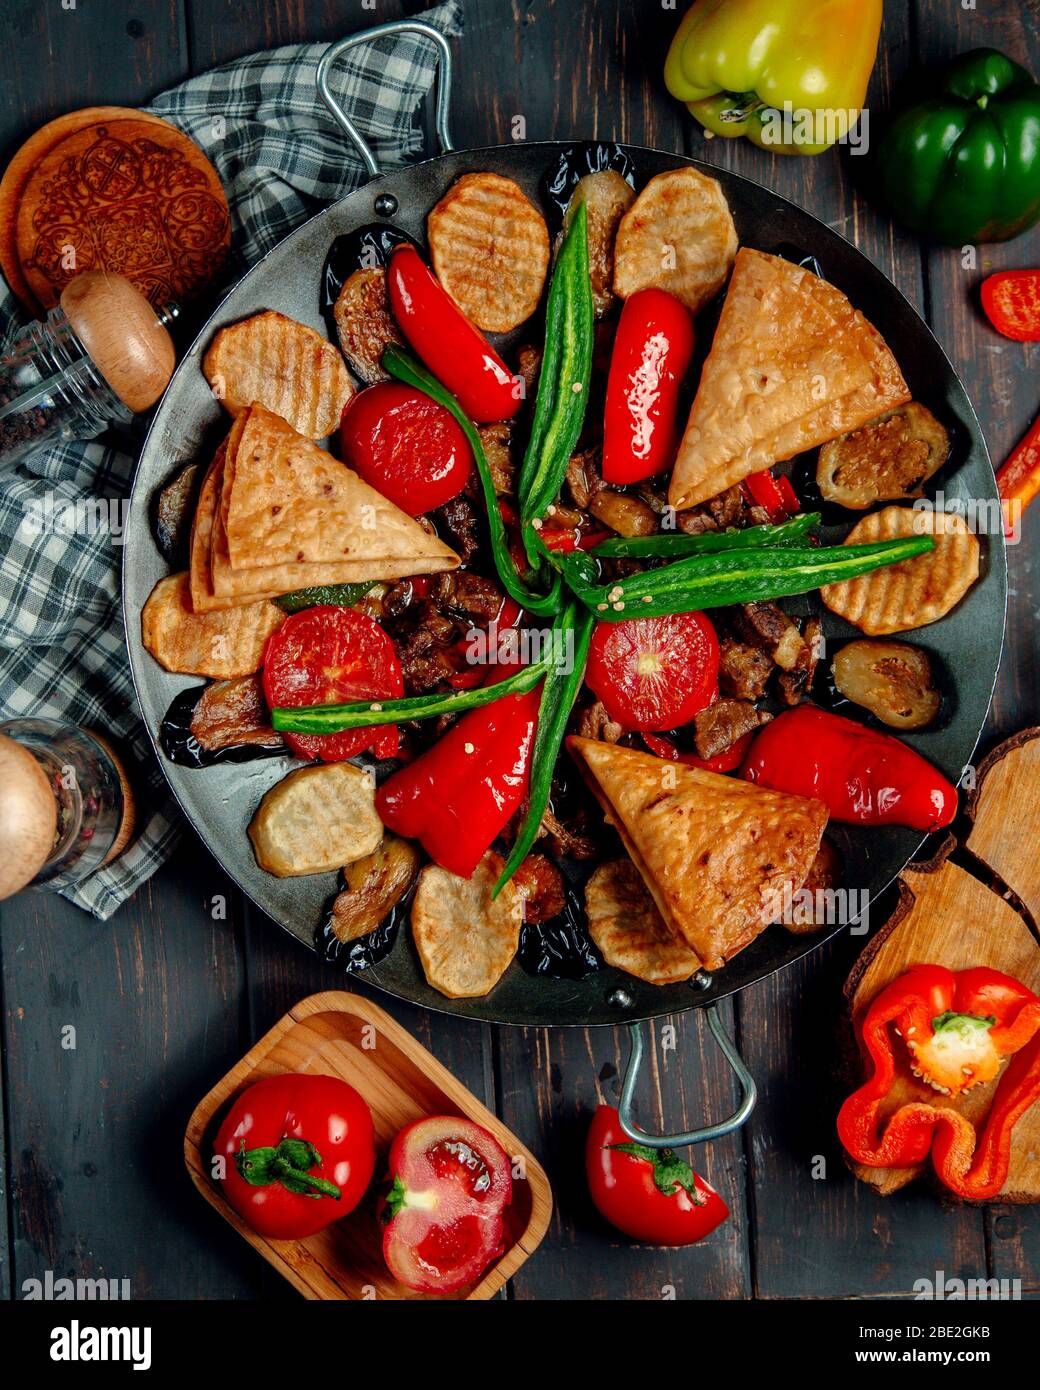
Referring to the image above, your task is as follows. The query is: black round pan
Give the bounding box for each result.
[123,127,1006,1031]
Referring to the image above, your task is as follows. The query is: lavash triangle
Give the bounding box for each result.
[568,735,828,970]
[669,248,911,511]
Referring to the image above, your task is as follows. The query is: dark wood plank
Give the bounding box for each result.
[0,840,263,1298]
[0,0,188,160]
[185,0,410,72]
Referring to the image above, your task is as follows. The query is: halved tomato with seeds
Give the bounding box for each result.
[262,605,402,763]
[585,612,719,732]
[380,1115,512,1294]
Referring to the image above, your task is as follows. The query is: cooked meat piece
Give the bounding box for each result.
[512,853,567,924]
[477,421,516,496]
[817,402,950,509]
[332,266,403,384]
[677,509,720,536]
[707,484,747,531]
[777,616,824,706]
[515,344,542,402]
[565,446,604,510]
[545,500,585,527]
[155,459,200,564]
[431,570,504,622]
[718,639,774,701]
[576,699,624,744]
[539,806,599,861]
[635,479,670,515]
[433,494,481,565]
[190,674,280,751]
[732,601,806,671]
[383,578,424,619]
[589,488,658,537]
[693,699,772,760]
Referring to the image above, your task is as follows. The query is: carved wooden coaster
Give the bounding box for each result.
[0,107,230,314]
[844,728,1040,1203]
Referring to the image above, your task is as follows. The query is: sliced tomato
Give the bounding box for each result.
[262,605,403,763]
[642,728,754,774]
[380,1116,512,1294]
[981,270,1040,342]
[339,382,472,515]
[585,612,719,733]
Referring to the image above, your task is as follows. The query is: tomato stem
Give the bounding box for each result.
[234,1138,342,1200]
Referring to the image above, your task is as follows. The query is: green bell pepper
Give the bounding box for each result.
[664,0,882,155]
[878,48,1040,245]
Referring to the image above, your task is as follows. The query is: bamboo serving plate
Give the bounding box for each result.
[184,991,552,1299]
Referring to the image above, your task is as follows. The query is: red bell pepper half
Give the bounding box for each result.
[387,245,522,423]
[376,665,540,879]
[741,704,958,831]
[837,965,1040,1200]
[602,288,694,485]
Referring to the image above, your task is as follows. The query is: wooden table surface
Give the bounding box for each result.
[1,0,1038,1302]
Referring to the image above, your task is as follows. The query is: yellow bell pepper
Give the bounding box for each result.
[664,0,882,155]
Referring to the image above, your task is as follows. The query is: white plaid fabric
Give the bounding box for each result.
[0,2,463,919]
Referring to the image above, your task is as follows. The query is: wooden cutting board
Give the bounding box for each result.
[0,106,229,314]
[844,728,1040,1203]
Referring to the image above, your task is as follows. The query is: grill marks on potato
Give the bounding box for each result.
[428,173,550,332]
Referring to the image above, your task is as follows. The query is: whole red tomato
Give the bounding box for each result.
[339,381,472,514]
[214,1073,376,1240]
[585,1105,728,1245]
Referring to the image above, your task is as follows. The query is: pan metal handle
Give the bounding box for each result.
[618,1004,757,1149]
[317,20,455,181]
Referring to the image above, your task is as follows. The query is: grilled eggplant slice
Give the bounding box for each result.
[327,834,421,944]
[160,677,284,768]
[831,639,941,730]
[332,266,403,383]
[817,402,950,509]
[154,459,200,564]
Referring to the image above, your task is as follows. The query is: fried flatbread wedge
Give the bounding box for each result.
[612,167,737,316]
[411,851,523,998]
[202,309,354,438]
[333,266,403,384]
[428,172,550,332]
[248,762,383,878]
[567,736,828,971]
[190,437,285,612]
[821,505,980,635]
[219,403,459,578]
[142,572,284,677]
[669,249,911,511]
[586,859,702,985]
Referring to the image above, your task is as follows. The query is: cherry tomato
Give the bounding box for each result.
[380,1115,512,1293]
[585,1105,728,1246]
[339,382,472,515]
[262,605,402,763]
[387,246,522,423]
[214,1073,375,1240]
[584,612,719,732]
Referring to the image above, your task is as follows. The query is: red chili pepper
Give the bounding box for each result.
[997,410,1040,536]
[837,965,1040,1200]
[981,269,1040,342]
[539,524,612,553]
[602,288,695,485]
[387,246,522,423]
[643,728,754,773]
[741,468,800,523]
[741,705,958,831]
[376,664,540,878]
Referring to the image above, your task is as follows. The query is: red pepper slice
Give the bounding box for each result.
[643,728,754,774]
[539,524,612,553]
[741,705,958,831]
[997,410,1040,536]
[837,965,1040,1200]
[376,664,540,878]
[602,288,695,485]
[741,468,800,524]
[981,269,1040,342]
[387,246,522,423]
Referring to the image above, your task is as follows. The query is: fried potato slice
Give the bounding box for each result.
[142,572,284,677]
[202,309,354,438]
[817,402,950,509]
[586,859,701,985]
[411,851,523,998]
[821,506,980,635]
[428,172,550,332]
[566,169,635,318]
[568,735,827,971]
[612,167,737,316]
[248,762,383,878]
[333,266,403,384]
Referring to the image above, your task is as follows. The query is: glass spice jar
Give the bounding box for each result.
[0,270,176,468]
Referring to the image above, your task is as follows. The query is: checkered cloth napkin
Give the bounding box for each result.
[0,1,463,919]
